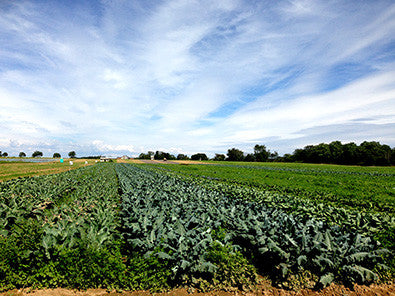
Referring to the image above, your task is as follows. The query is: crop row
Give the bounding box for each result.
[117,164,389,288]
[143,164,394,250]
[1,163,392,291]
[216,163,395,177]
[0,164,123,290]
[145,163,395,214]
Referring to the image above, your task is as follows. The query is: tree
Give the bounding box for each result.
[32,151,43,158]
[329,141,343,164]
[177,154,189,160]
[269,151,279,161]
[68,151,76,158]
[213,154,225,161]
[138,153,150,159]
[154,151,176,160]
[53,153,61,158]
[342,142,358,165]
[191,153,208,161]
[227,148,244,161]
[254,144,269,162]
[358,141,391,166]
[19,152,26,157]
[2,152,8,157]
[281,154,294,162]
[244,153,255,162]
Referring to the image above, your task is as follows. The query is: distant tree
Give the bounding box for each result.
[53,153,61,158]
[254,144,269,162]
[19,152,26,157]
[154,151,164,160]
[32,151,43,158]
[138,153,150,159]
[281,154,294,162]
[68,151,76,158]
[191,153,208,161]
[342,142,358,165]
[244,153,255,162]
[154,151,176,160]
[328,141,343,164]
[177,154,189,160]
[2,152,8,157]
[269,151,279,161]
[227,148,244,161]
[358,141,391,166]
[213,153,225,161]
[289,140,394,166]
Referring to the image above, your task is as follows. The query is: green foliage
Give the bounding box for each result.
[227,148,244,161]
[191,153,208,161]
[254,144,269,162]
[32,151,43,157]
[117,164,388,288]
[292,141,393,166]
[19,152,26,157]
[0,164,123,290]
[154,151,176,160]
[205,242,258,290]
[123,250,173,291]
[177,154,189,160]
[53,153,61,158]
[68,151,76,158]
[213,154,226,161]
[1,161,393,291]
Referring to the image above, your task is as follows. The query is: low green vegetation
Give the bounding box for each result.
[0,162,393,291]
[143,162,395,213]
[0,164,123,290]
[117,164,390,288]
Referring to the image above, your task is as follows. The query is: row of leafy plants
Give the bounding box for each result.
[143,164,394,266]
[117,164,391,290]
[1,162,392,291]
[0,164,125,290]
[145,163,394,213]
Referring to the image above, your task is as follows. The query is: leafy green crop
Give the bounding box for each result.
[117,164,390,288]
[0,164,124,290]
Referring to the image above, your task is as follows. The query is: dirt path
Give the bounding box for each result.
[2,283,394,296]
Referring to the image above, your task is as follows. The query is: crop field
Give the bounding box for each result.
[0,162,394,293]
[0,159,95,182]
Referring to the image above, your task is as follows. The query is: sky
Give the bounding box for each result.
[0,0,394,158]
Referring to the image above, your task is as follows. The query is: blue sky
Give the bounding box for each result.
[0,0,394,157]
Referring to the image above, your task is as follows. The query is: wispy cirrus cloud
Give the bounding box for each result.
[0,0,394,157]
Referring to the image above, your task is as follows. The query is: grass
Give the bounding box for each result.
[0,159,96,182]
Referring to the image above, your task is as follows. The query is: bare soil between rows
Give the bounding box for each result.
[2,282,394,296]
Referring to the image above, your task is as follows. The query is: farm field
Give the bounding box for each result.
[142,161,395,213]
[0,162,394,294]
[0,159,95,182]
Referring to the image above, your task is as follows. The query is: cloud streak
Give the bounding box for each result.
[0,0,394,157]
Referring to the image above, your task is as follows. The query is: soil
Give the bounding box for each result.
[2,282,394,296]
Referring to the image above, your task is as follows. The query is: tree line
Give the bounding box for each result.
[285,141,394,166]
[0,151,77,158]
[139,141,395,166]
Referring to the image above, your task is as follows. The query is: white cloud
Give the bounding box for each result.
[92,140,134,153]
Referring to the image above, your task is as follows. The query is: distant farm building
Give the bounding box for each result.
[100,156,114,162]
